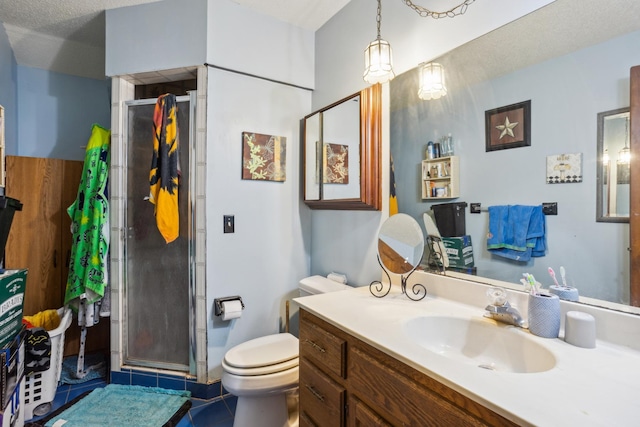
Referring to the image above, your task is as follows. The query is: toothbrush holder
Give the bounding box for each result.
[549,285,579,302]
[528,293,561,338]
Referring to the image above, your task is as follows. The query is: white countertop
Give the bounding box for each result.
[295,284,640,427]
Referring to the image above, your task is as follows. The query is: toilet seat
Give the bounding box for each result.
[223,333,299,376]
[222,357,299,376]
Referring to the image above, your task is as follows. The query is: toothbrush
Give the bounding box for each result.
[560,266,568,288]
[548,267,560,287]
[524,273,538,295]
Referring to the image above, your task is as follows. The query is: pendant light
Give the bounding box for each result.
[418,62,447,100]
[618,116,631,165]
[363,0,394,84]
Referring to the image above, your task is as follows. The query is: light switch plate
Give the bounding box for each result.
[223,215,234,233]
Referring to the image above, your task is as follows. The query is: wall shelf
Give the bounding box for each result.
[421,156,459,200]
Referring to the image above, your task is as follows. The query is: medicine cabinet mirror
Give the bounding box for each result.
[303,84,381,210]
[596,107,630,223]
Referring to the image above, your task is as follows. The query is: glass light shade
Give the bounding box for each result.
[618,146,631,164]
[602,149,609,164]
[418,62,447,100]
[363,38,395,84]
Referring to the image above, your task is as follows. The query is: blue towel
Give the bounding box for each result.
[487,205,546,261]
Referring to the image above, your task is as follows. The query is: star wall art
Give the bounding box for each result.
[485,100,531,152]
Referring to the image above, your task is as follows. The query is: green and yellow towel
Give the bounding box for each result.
[65,124,110,308]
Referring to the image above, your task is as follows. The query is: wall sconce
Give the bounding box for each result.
[418,62,447,100]
[363,0,394,84]
[602,149,610,165]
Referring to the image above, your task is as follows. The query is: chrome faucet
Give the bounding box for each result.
[484,301,525,327]
[484,287,525,327]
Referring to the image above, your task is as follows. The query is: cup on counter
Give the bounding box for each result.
[528,293,560,338]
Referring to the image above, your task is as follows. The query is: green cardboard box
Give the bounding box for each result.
[0,270,27,349]
[442,236,474,268]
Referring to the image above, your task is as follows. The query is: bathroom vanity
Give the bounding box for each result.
[295,274,640,426]
[299,308,515,426]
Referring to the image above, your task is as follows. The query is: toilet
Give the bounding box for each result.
[221,275,351,427]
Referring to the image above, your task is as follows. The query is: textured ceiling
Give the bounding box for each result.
[1,0,638,81]
[0,0,351,78]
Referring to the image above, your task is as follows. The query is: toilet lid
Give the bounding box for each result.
[224,333,299,369]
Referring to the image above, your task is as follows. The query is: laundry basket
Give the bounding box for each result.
[23,307,72,421]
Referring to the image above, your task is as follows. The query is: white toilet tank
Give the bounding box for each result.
[298,275,351,297]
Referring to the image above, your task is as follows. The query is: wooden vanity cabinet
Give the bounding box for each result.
[299,309,518,427]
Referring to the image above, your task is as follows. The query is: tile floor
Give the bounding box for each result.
[27,377,238,427]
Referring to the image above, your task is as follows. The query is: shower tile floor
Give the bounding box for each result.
[28,378,237,427]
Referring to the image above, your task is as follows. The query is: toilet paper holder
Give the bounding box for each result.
[214,296,245,316]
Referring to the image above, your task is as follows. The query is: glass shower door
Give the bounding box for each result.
[124,96,193,371]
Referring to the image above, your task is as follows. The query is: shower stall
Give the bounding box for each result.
[110,68,207,384]
[120,94,196,374]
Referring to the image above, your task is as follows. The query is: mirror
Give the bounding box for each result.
[378,213,424,274]
[371,213,427,301]
[303,84,381,210]
[597,108,630,222]
[390,1,639,311]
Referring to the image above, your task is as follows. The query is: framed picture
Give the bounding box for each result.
[242,132,286,182]
[485,100,531,152]
[323,143,349,184]
[546,153,583,184]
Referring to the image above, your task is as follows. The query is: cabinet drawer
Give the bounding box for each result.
[300,315,346,378]
[349,396,392,427]
[349,346,486,426]
[300,358,345,427]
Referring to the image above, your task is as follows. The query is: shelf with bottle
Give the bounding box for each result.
[421,156,459,200]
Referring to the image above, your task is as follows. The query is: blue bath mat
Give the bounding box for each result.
[26,384,191,427]
[59,353,107,385]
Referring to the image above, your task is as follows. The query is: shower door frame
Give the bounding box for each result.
[122,93,197,374]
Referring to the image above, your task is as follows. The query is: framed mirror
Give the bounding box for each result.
[597,107,630,223]
[303,84,381,210]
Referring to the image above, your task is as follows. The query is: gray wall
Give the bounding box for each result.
[16,66,110,161]
[391,30,639,304]
[1,23,110,162]
[0,24,17,156]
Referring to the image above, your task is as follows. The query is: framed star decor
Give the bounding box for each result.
[485,100,531,152]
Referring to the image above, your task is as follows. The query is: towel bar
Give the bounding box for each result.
[470,202,557,215]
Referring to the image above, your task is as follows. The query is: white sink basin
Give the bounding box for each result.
[404,316,556,373]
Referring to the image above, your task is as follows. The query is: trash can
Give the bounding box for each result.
[431,202,467,237]
[0,196,22,263]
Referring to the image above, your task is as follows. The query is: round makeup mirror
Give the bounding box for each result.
[377,213,425,274]
[372,213,427,300]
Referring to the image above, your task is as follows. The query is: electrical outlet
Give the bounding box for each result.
[223,215,234,233]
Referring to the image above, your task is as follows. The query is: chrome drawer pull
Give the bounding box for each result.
[304,339,326,353]
[305,384,325,402]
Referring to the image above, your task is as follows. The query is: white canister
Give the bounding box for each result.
[564,311,596,348]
